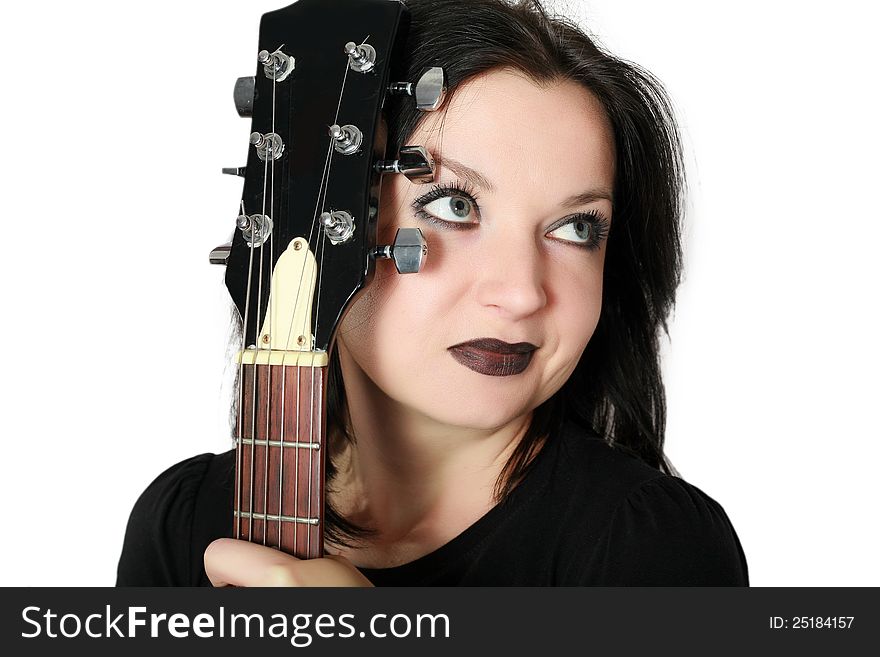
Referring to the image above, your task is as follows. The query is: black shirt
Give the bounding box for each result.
[116,421,748,586]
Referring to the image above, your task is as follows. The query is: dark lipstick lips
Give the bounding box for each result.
[447,338,538,377]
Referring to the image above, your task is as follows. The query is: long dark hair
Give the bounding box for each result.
[322,0,685,545]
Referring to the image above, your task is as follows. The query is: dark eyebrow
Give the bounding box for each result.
[435,155,496,192]
[436,154,613,208]
[561,189,614,209]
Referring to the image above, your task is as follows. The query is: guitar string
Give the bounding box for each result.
[263,62,279,547]
[305,144,333,559]
[233,37,381,554]
[305,49,356,557]
[294,362,301,552]
[310,232,328,558]
[280,136,330,555]
[249,63,274,546]
[277,53,351,557]
[281,151,335,542]
[307,139,343,556]
[278,338,286,549]
[281,50,350,360]
[239,43,356,555]
[310,34,375,554]
[313,57,352,558]
[274,62,285,545]
[234,44,343,550]
[236,197,257,542]
[307,36,369,556]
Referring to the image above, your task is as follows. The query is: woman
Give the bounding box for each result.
[117,0,748,586]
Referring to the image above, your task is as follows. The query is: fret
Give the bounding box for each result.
[237,438,321,450]
[235,361,327,559]
[234,510,320,526]
[221,0,412,563]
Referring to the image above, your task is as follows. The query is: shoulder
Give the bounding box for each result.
[549,422,749,585]
[547,421,673,507]
[116,451,234,586]
[590,474,749,585]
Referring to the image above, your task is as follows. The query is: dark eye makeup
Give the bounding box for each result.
[410,180,610,251]
[411,181,481,230]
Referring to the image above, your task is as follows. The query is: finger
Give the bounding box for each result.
[204,539,374,587]
[287,555,374,587]
[204,538,301,587]
[311,555,375,587]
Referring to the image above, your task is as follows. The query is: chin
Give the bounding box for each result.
[417,386,536,433]
[433,411,526,434]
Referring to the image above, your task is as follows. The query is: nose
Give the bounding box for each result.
[473,228,548,320]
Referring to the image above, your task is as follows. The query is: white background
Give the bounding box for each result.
[1,0,877,586]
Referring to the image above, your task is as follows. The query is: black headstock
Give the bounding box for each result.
[218,0,431,354]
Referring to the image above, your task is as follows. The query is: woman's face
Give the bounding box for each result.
[336,68,615,431]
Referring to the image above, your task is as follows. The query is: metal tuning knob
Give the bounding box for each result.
[375,228,427,274]
[250,131,284,162]
[388,67,447,112]
[233,76,255,117]
[345,41,376,73]
[237,213,273,248]
[329,124,363,155]
[374,145,435,184]
[209,243,232,265]
[321,210,355,244]
[258,48,294,82]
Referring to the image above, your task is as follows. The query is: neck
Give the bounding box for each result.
[331,345,531,544]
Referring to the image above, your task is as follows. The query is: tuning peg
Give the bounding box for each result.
[374,228,427,274]
[320,210,355,244]
[222,167,246,177]
[209,243,232,265]
[250,131,284,161]
[374,145,435,183]
[233,76,255,117]
[388,67,446,112]
[329,124,363,155]
[258,48,294,82]
[345,41,376,73]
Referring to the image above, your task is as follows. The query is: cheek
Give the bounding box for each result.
[336,269,391,364]
[548,257,605,367]
[336,263,436,374]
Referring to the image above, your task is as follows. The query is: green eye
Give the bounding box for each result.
[424,195,476,222]
[546,212,610,251]
[550,219,591,242]
[412,182,481,229]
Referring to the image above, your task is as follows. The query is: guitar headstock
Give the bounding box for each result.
[211,0,445,355]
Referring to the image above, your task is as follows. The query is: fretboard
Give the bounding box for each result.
[234,360,327,559]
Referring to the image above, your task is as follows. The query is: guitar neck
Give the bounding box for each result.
[218,0,424,561]
[235,358,328,559]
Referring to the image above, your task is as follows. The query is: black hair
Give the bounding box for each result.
[322,0,685,546]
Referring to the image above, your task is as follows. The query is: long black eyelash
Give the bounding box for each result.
[411,180,480,229]
[411,182,610,250]
[554,209,610,251]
